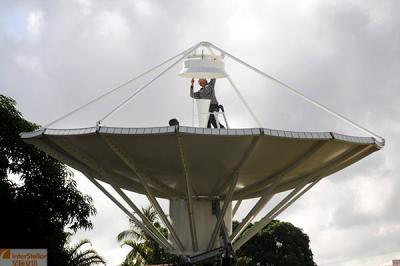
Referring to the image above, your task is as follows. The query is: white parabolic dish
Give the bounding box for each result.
[21,41,385,258]
[21,126,381,200]
[21,125,382,254]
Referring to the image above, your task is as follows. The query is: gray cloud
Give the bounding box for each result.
[1,0,399,265]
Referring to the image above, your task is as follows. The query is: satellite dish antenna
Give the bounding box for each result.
[21,41,385,264]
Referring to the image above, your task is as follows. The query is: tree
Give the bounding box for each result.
[67,238,106,266]
[0,95,97,265]
[117,207,315,265]
[117,206,181,265]
[236,220,317,266]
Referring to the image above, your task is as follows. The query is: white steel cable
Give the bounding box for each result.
[98,43,201,124]
[226,75,262,128]
[43,47,194,128]
[209,43,385,143]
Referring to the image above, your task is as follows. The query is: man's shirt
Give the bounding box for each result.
[190,79,218,105]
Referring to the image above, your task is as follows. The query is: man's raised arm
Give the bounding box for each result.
[208,78,216,89]
[190,78,199,99]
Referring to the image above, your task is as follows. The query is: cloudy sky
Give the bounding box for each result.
[1,0,400,265]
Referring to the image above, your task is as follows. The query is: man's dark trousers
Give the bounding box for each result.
[207,104,225,128]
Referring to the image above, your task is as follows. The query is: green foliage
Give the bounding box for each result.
[67,238,106,266]
[236,256,253,266]
[117,210,316,265]
[0,95,97,265]
[236,220,317,266]
[117,206,181,265]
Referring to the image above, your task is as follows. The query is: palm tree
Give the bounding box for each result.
[67,239,106,266]
[119,240,153,266]
[117,206,179,266]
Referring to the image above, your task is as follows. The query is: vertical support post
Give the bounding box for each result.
[214,200,232,260]
[213,111,221,128]
[192,99,195,127]
[176,133,199,252]
[207,136,260,250]
[222,111,230,129]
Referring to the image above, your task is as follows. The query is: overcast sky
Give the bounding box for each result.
[1,0,400,265]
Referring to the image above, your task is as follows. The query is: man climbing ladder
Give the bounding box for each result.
[190,77,225,128]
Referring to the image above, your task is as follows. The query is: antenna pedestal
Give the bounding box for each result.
[169,199,232,254]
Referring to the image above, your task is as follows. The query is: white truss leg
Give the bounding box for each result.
[231,142,327,241]
[207,136,261,250]
[112,185,174,249]
[45,137,177,251]
[232,176,320,250]
[233,142,326,198]
[232,200,242,218]
[232,144,373,250]
[85,174,171,251]
[230,176,281,243]
[101,135,185,252]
